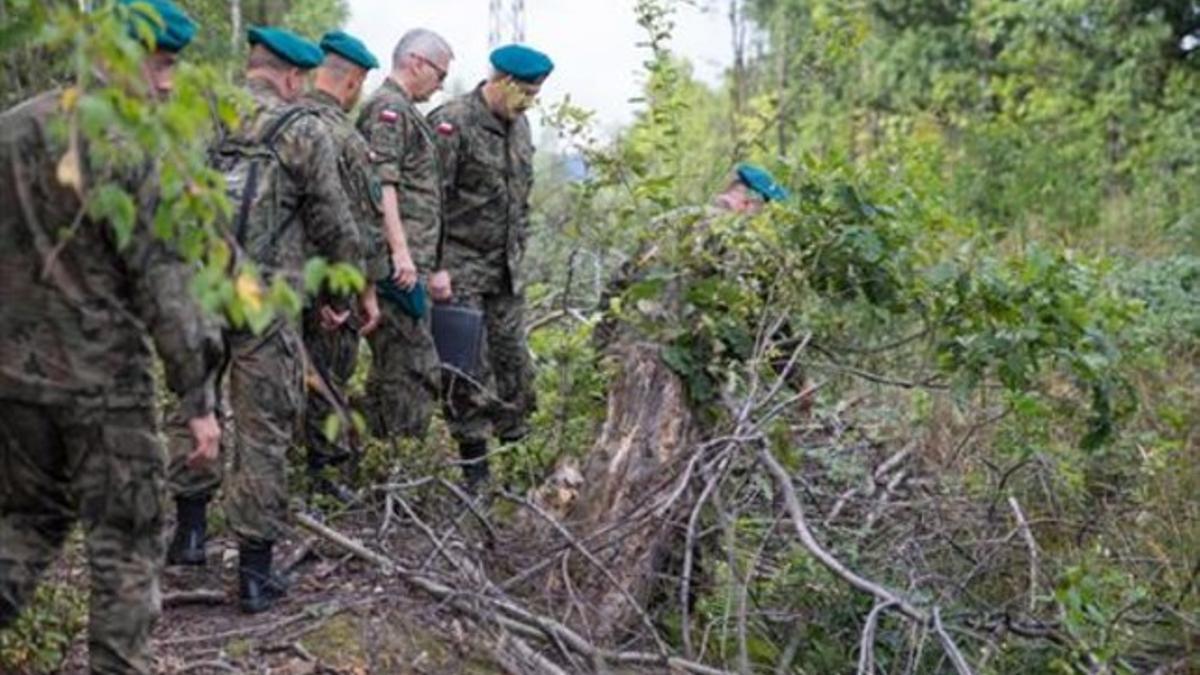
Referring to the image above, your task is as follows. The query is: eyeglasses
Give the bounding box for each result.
[412,54,447,83]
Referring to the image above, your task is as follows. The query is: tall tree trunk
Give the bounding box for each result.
[231,0,241,50]
[775,10,790,158]
[730,0,747,159]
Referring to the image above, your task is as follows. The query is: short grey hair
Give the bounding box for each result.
[392,28,454,70]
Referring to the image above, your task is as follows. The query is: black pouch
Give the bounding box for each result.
[431,304,484,377]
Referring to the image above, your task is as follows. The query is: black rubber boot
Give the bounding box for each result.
[458,440,491,493]
[238,541,288,614]
[166,496,208,567]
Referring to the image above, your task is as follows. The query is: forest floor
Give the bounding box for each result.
[59,501,523,675]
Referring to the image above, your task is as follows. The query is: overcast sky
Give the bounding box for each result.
[345,0,733,138]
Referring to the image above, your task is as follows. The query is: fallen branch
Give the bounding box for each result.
[296,509,734,675]
[1008,496,1041,613]
[759,444,975,674]
[857,601,897,675]
[163,590,226,608]
[295,511,395,575]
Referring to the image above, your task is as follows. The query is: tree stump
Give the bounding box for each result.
[552,341,700,642]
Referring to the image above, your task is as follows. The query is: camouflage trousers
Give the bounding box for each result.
[443,291,537,445]
[363,301,441,440]
[0,400,164,675]
[168,323,303,545]
[302,308,360,473]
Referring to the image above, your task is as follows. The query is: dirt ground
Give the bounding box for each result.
[56,507,512,675]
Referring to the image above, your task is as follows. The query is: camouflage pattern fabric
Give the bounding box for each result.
[442,292,536,444]
[222,324,304,544]
[211,78,362,297]
[356,79,446,439]
[216,80,360,544]
[298,88,383,466]
[0,403,165,675]
[302,88,388,281]
[0,89,222,675]
[169,79,363,540]
[356,77,445,273]
[0,90,222,420]
[165,380,228,500]
[428,84,534,296]
[362,308,441,439]
[301,308,359,471]
[430,85,538,444]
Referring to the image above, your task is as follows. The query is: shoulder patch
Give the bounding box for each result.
[436,121,456,137]
[379,108,399,124]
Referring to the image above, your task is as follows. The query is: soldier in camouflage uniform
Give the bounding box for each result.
[164,27,362,614]
[356,28,455,441]
[299,31,387,500]
[429,44,553,487]
[0,2,224,672]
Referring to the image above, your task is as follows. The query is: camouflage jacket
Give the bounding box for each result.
[215,78,361,296]
[429,84,535,295]
[0,90,223,418]
[302,88,388,282]
[356,78,444,275]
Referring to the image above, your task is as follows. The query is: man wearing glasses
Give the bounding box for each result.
[428,44,554,489]
[356,29,455,441]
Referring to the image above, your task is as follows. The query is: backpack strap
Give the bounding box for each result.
[231,105,314,244]
[260,105,313,151]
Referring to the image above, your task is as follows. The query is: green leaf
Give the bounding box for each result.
[304,257,330,295]
[88,183,136,249]
[322,414,341,443]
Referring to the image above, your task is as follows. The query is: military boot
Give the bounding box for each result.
[166,495,208,567]
[458,440,491,493]
[238,541,288,614]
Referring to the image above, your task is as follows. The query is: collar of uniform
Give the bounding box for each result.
[304,88,342,111]
[471,82,509,136]
[382,76,415,107]
[245,76,288,107]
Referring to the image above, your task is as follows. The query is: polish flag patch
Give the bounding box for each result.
[436,122,456,136]
[379,108,399,124]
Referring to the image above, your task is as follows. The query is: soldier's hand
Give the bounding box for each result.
[358,284,381,335]
[391,251,418,290]
[429,269,453,302]
[319,304,351,331]
[185,413,221,469]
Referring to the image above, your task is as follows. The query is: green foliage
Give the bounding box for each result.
[0,582,87,673]
[527,1,1200,670]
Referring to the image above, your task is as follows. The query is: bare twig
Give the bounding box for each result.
[1008,496,1041,612]
[177,659,238,673]
[857,601,897,675]
[932,607,975,675]
[499,490,670,655]
[295,511,395,574]
[163,590,226,608]
[759,444,976,673]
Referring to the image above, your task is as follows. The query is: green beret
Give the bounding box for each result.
[490,44,554,83]
[121,0,196,53]
[248,26,324,69]
[736,163,790,202]
[319,30,379,70]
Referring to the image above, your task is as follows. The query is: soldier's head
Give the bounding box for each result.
[716,164,790,214]
[121,0,196,100]
[482,44,553,120]
[390,28,454,103]
[245,27,324,103]
[315,31,379,111]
